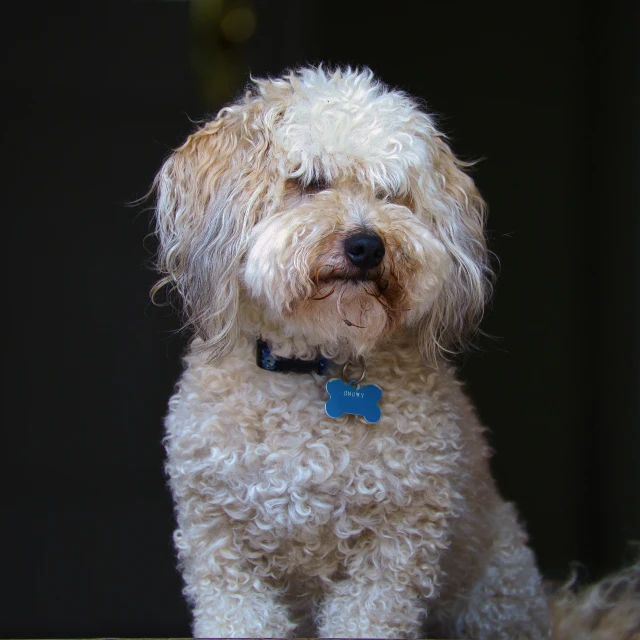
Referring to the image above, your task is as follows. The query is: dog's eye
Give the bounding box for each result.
[375,187,402,202]
[299,176,330,194]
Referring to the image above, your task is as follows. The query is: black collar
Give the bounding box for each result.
[256,339,328,375]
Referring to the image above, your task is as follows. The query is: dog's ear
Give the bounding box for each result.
[153,100,272,360]
[413,136,491,363]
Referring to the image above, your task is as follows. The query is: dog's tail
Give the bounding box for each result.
[549,560,640,639]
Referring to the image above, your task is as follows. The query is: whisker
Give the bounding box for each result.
[363,283,381,298]
[310,286,335,301]
[365,280,407,314]
[337,287,367,328]
[315,265,338,282]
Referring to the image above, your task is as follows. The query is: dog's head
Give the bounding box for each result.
[153,67,490,363]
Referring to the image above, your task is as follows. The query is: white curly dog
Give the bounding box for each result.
[153,67,550,639]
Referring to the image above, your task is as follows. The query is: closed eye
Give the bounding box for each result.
[295,176,330,194]
[375,188,387,200]
[375,187,402,203]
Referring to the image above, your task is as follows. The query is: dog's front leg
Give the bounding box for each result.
[188,574,294,639]
[317,518,446,639]
[318,576,424,639]
[174,522,296,638]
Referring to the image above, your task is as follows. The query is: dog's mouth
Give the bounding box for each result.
[314,264,385,286]
[321,273,380,285]
[312,266,388,298]
[309,264,406,328]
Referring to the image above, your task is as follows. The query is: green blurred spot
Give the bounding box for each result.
[189,0,256,108]
[220,7,256,43]
[190,0,224,22]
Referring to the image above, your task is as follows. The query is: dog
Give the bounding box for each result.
[152,66,553,639]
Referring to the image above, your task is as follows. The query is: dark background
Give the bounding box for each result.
[3,1,639,637]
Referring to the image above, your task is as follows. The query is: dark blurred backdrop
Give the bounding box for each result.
[3,1,639,637]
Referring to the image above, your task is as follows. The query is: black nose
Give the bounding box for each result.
[344,231,385,269]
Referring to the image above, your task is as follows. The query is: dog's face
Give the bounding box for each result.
[154,68,490,362]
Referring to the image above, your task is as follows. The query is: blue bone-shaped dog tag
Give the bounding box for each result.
[325,378,382,424]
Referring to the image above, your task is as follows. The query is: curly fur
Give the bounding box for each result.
[153,66,549,638]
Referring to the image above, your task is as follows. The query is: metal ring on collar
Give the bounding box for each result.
[342,356,366,385]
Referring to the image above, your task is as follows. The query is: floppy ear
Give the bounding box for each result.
[152,99,273,360]
[413,135,492,363]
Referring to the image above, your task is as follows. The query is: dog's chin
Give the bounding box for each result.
[285,279,403,356]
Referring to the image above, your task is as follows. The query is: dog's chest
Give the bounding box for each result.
[176,359,460,541]
[167,346,465,566]
[224,415,438,551]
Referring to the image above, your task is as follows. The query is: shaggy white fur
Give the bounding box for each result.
[550,561,640,640]
[154,67,550,638]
